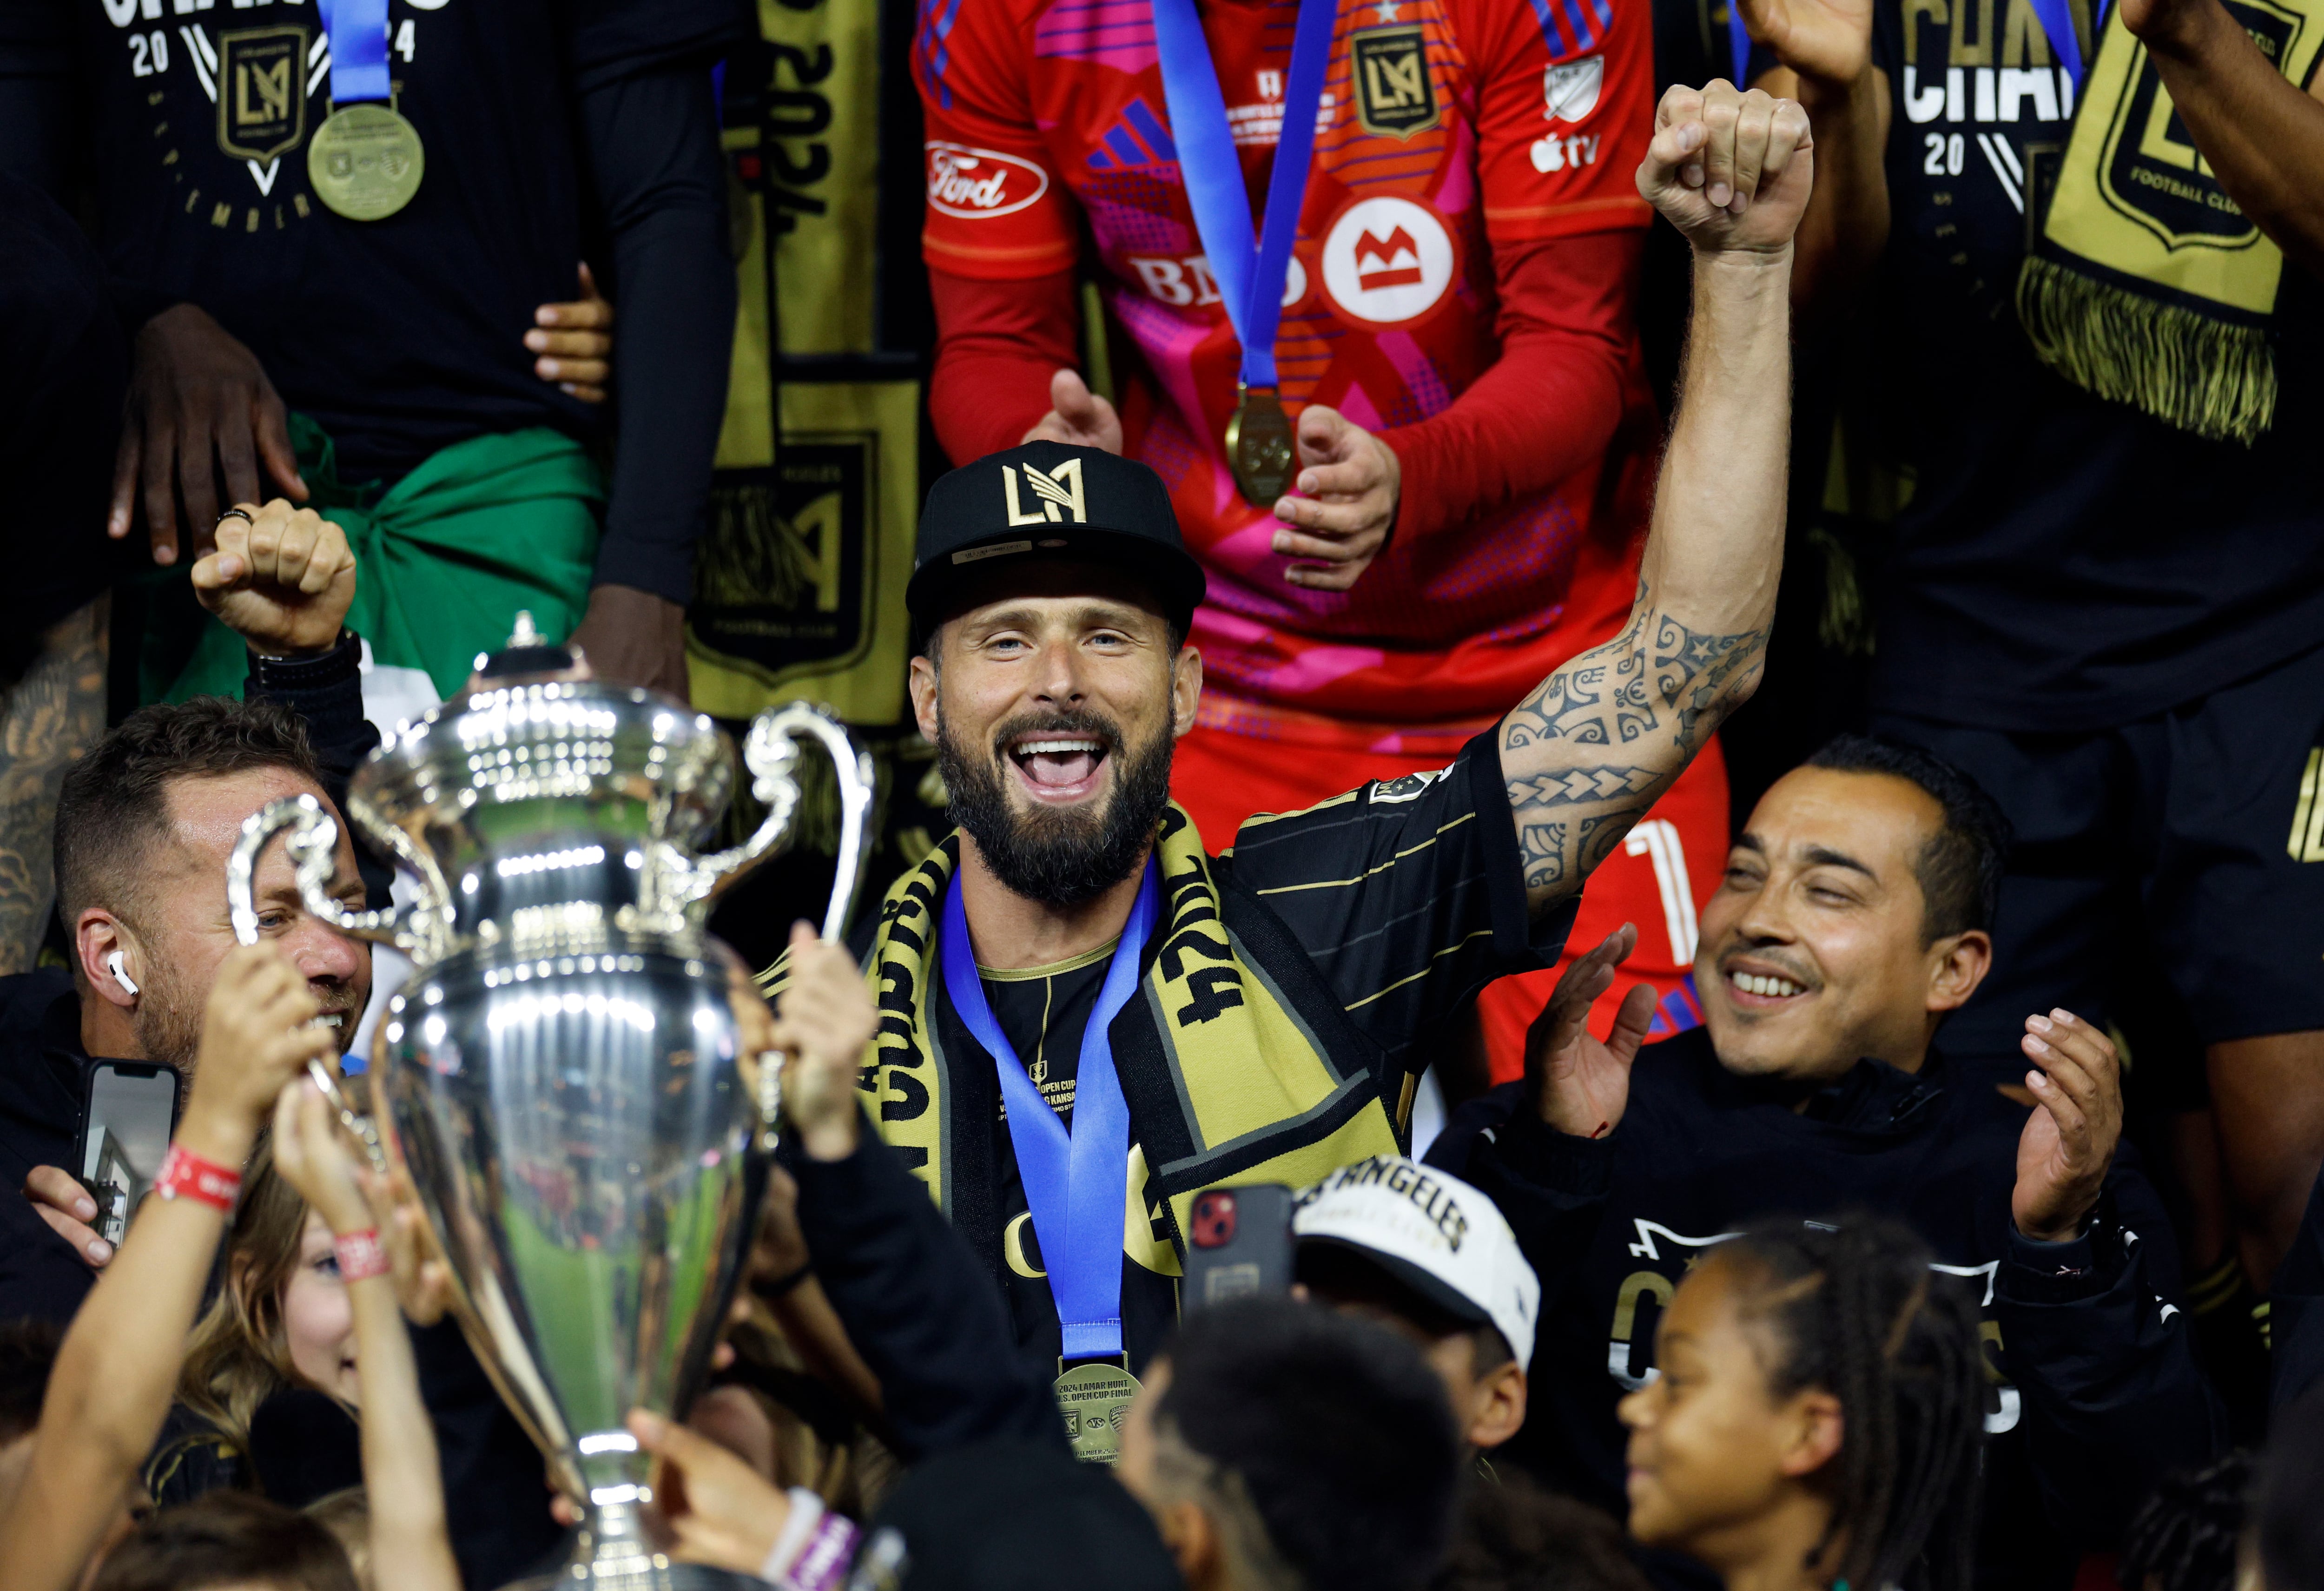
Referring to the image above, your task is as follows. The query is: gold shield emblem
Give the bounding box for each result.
[216,26,308,164]
[1351,25,1439,139]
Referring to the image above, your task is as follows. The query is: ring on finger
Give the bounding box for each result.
[215,508,254,532]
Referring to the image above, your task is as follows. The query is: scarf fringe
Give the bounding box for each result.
[2016,256,2277,445]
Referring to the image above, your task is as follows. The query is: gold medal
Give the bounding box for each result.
[1054,1360,1142,1464]
[308,101,425,221]
[1224,383,1295,506]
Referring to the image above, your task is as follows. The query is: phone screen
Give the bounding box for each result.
[78,1063,179,1246]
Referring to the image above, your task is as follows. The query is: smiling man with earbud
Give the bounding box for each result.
[0,500,379,1322]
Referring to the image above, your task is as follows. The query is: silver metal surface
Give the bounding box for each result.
[225,665,874,1589]
[380,945,755,1581]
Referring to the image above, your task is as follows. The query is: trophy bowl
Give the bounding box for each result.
[229,630,874,1589]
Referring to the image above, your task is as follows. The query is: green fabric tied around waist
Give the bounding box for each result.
[143,414,603,704]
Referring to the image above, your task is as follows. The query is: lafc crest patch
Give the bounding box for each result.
[1351,26,1438,139]
[216,26,307,164]
[1002,457,1088,525]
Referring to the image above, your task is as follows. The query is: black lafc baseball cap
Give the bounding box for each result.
[907,441,1207,638]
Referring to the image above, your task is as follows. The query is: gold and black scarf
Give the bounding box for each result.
[760,804,1406,1267]
[2018,0,2324,442]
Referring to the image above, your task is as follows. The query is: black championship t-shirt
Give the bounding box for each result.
[1433,1029,2209,1591]
[51,0,733,484]
[1845,0,2324,732]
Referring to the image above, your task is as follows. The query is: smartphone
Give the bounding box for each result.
[76,1062,180,1247]
[1181,1183,1296,1315]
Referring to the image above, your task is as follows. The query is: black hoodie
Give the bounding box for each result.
[1427,1025,2226,1591]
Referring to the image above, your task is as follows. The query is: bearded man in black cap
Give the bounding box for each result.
[763,81,1814,1414]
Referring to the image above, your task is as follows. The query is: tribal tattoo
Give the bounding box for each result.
[1500,581,1767,902]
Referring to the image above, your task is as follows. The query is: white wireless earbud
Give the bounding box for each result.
[107,951,139,997]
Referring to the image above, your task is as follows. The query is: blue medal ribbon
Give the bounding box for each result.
[2025,0,2088,90]
[939,859,1162,1361]
[1150,0,1338,389]
[317,0,393,106]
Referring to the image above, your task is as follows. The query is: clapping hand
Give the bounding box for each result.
[2011,1009,2123,1244]
[1526,924,1657,1139]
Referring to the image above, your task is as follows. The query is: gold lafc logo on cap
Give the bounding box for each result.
[1003,459,1088,526]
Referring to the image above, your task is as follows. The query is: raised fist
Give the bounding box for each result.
[191,499,356,658]
[1736,0,1875,90]
[1637,81,1816,257]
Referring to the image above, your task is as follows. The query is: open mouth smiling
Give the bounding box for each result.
[1722,963,1813,1007]
[1005,732,1112,803]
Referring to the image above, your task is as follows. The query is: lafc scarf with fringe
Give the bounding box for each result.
[2019,1,2324,442]
[763,805,1404,1267]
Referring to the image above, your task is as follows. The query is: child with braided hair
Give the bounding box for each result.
[1616,1216,1985,1591]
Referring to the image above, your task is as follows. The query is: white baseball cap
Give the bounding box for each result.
[1293,1155,1540,1373]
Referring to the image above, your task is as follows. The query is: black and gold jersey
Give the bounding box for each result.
[982,942,1113,1127]
[820,730,1575,1376]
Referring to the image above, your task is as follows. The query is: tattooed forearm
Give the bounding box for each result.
[1519,821,1568,888]
[1653,611,1768,745]
[1501,578,1768,906]
[1506,766,1663,808]
[0,597,108,973]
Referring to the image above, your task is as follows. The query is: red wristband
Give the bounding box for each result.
[333,1229,390,1282]
[155,1143,242,1210]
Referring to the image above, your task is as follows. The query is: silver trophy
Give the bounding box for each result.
[227,620,875,1589]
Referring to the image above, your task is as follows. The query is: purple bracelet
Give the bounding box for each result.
[784,1511,860,1591]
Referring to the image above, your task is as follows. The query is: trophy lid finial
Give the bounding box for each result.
[472,610,575,684]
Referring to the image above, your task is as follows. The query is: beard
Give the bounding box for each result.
[129,948,366,1101]
[936,706,1176,908]
[130,957,208,1086]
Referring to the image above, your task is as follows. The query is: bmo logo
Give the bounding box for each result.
[1123,253,1309,309]
[1320,197,1456,327]
[925,142,1050,218]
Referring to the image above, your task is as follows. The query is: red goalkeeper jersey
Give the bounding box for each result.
[917,0,1658,750]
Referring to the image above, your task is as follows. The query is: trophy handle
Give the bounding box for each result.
[665,703,878,943]
[228,794,443,961]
